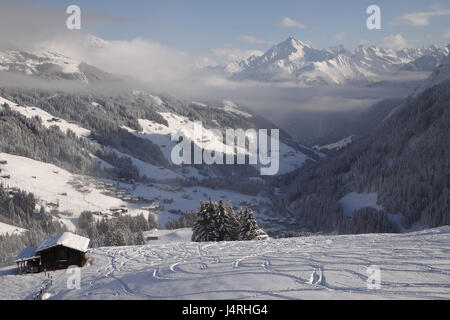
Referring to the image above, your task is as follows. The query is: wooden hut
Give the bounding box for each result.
[15,232,90,273]
[15,246,40,274]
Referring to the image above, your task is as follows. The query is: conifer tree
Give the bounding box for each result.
[239,208,260,240]
[216,200,239,241]
[192,201,214,242]
[148,213,158,229]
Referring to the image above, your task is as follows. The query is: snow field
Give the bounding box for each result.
[0,226,449,300]
[0,152,272,228]
[0,96,90,138]
[0,222,27,236]
[126,112,309,175]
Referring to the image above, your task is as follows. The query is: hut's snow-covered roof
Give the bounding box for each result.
[36,232,90,253]
[15,246,39,262]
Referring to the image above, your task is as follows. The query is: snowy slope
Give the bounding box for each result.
[126,112,309,175]
[0,50,82,76]
[412,52,450,96]
[313,135,354,151]
[222,100,252,118]
[0,226,449,299]
[0,95,194,181]
[338,192,383,217]
[0,96,90,138]
[0,152,274,227]
[0,222,27,236]
[386,51,450,118]
[132,90,165,106]
[143,228,193,244]
[124,112,246,164]
[0,49,114,83]
[1,91,308,178]
[109,148,184,180]
[0,153,125,229]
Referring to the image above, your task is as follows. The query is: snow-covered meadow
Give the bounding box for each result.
[0,222,27,236]
[0,96,91,138]
[0,93,296,229]
[1,227,449,300]
[0,152,272,229]
[123,111,309,175]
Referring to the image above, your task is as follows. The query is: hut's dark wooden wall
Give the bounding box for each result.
[39,245,87,270]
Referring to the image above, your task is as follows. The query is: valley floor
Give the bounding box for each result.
[0,227,449,300]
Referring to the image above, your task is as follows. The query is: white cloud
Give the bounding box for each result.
[38,36,232,96]
[332,32,347,42]
[442,30,450,39]
[0,1,260,97]
[379,34,409,50]
[0,0,126,50]
[211,48,264,64]
[277,17,306,29]
[359,39,371,46]
[237,35,267,44]
[394,7,450,26]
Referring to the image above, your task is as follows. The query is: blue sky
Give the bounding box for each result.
[33,0,450,53]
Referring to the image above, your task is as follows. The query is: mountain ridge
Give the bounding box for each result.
[225,37,449,85]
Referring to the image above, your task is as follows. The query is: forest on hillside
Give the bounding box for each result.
[284,80,450,234]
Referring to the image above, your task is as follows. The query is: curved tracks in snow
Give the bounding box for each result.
[2,227,450,300]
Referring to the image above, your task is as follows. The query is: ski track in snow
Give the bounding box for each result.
[1,227,450,300]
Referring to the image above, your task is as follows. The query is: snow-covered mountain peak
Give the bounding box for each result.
[325,44,348,55]
[0,47,115,83]
[284,36,311,50]
[83,35,108,49]
[226,38,449,85]
[0,49,83,77]
[260,37,312,63]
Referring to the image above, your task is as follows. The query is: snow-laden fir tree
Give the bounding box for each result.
[192,201,207,242]
[148,213,158,230]
[134,231,145,245]
[104,229,127,246]
[238,208,261,240]
[215,200,239,241]
[224,200,240,241]
[192,201,219,242]
[192,200,265,242]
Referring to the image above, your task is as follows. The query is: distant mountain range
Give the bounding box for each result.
[224,37,450,85]
[3,36,448,87]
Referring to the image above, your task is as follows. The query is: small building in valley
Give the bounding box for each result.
[15,232,90,273]
[255,228,269,240]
